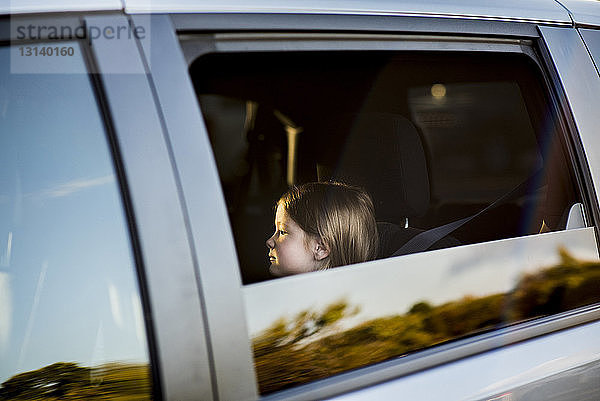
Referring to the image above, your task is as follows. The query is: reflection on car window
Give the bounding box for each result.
[246,229,600,394]
[0,44,151,399]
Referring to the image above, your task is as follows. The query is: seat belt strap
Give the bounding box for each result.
[391,169,544,257]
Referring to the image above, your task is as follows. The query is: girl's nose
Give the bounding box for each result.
[266,234,275,249]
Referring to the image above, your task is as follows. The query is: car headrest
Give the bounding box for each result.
[331,113,430,222]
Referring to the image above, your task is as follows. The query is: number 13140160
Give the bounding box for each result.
[19,46,75,57]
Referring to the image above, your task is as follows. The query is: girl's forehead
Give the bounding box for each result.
[275,205,297,227]
[274,204,288,222]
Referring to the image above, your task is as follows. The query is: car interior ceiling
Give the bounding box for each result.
[190,50,579,284]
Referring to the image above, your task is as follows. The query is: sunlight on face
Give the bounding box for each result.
[266,205,320,276]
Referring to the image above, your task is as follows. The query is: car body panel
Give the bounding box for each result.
[580,28,600,74]
[326,319,600,401]
[131,14,258,401]
[86,14,214,400]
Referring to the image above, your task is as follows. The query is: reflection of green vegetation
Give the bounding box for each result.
[0,362,151,400]
[253,248,600,394]
[510,248,600,320]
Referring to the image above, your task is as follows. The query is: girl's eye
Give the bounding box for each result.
[279,230,287,235]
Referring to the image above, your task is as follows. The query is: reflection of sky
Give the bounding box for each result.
[243,227,599,336]
[0,44,149,382]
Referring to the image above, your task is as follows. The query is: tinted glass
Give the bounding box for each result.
[192,51,580,284]
[0,44,152,399]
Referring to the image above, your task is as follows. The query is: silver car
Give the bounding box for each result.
[1,0,600,400]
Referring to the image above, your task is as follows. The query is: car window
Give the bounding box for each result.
[192,50,581,283]
[0,43,152,399]
[189,46,599,395]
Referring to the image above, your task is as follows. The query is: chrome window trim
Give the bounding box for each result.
[183,32,529,53]
[171,13,543,40]
[123,0,572,25]
[86,14,214,400]
[180,32,538,67]
[132,14,258,401]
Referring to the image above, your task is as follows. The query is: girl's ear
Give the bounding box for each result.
[313,241,330,261]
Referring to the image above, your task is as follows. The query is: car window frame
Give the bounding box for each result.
[83,13,215,401]
[140,13,600,400]
[129,13,258,401]
[539,25,600,245]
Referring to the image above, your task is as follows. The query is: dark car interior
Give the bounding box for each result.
[190,50,579,284]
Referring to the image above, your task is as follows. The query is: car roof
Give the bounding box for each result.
[2,1,599,30]
[123,0,573,24]
[0,0,565,22]
[0,0,122,14]
[558,0,600,27]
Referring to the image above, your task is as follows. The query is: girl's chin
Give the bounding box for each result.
[270,264,298,277]
[269,264,283,277]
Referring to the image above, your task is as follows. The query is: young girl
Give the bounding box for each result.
[266,181,379,277]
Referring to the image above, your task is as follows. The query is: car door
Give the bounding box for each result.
[131,7,600,401]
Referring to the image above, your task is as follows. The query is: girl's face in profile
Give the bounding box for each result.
[266,204,325,276]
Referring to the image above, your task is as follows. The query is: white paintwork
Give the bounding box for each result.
[123,0,571,24]
[558,0,600,27]
[0,0,122,14]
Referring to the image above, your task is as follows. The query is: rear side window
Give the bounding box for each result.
[190,46,597,394]
[0,44,152,399]
[193,51,579,283]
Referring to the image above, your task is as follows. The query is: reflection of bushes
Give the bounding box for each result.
[0,362,151,400]
[509,248,600,320]
[253,248,600,394]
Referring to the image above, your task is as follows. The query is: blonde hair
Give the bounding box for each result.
[278,181,378,269]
